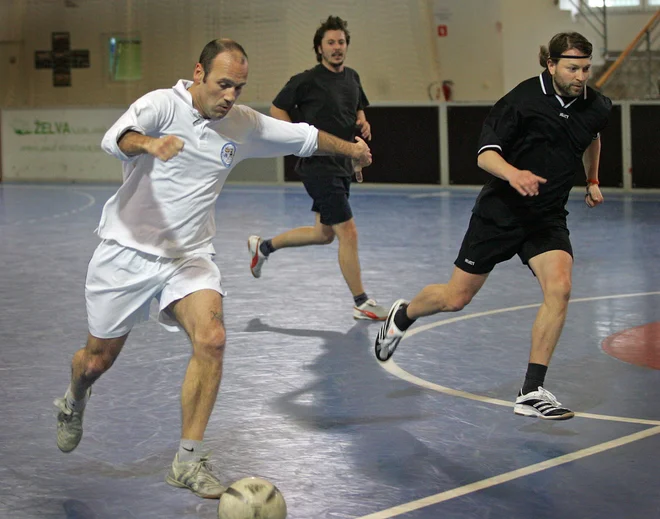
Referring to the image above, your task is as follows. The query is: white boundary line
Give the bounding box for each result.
[2,188,96,226]
[356,426,660,519]
[387,291,660,426]
[383,361,660,426]
[358,291,660,518]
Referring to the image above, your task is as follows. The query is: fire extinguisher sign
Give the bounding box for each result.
[437,25,448,37]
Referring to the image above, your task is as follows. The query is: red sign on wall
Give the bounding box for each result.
[437,25,448,37]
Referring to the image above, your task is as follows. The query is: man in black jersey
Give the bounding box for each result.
[248,15,388,321]
[375,32,612,420]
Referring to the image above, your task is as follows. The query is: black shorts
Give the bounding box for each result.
[454,213,573,275]
[302,175,353,226]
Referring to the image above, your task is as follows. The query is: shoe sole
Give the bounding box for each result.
[514,405,575,420]
[247,237,261,279]
[165,475,226,499]
[57,438,81,453]
[353,309,387,321]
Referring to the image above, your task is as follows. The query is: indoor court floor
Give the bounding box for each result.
[0,182,658,519]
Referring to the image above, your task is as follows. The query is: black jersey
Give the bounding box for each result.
[273,64,369,178]
[474,69,612,224]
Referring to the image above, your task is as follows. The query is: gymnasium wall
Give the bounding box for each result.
[0,0,658,107]
[1,0,659,186]
[7,101,660,189]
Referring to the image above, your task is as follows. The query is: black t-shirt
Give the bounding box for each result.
[475,69,612,224]
[272,64,369,178]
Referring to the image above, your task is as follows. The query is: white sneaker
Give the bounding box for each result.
[374,299,409,361]
[514,387,574,420]
[166,453,226,499]
[353,299,388,321]
[54,387,91,453]
[247,235,267,278]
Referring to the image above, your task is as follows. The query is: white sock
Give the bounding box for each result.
[65,385,89,412]
[178,439,203,463]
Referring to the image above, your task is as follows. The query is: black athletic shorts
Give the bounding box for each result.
[454,213,573,275]
[302,175,353,226]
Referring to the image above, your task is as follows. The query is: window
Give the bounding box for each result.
[108,36,141,81]
[588,0,659,7]
[588,0,640,6]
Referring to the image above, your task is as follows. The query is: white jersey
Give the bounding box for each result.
[99,79,319,258]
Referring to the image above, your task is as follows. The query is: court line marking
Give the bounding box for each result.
[2,188,95,226]
[383,362,660,426]
[383,291,660,426]
[359,291,660,518]
[355,425,660,519]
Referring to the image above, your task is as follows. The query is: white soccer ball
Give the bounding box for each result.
[217,477,287,519]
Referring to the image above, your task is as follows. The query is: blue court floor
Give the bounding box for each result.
[0,183,658,519]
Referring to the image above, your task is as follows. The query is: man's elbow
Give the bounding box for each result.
[269,105,284,119]
[477,152,487,170]
[100,132,117,156]
[477,149,498,170]
[271,106,294,123]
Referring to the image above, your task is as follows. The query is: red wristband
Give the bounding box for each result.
[587,179,599,185]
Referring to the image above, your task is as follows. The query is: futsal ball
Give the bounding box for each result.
[217,477,287,519]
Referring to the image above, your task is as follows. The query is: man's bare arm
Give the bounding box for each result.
[270,105,292,123]
[317,131,371,168]
[118,131,184,161]
[478,149,546,197]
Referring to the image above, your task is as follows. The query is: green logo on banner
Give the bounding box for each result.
[12,119,107,136]
[13,120,71,135]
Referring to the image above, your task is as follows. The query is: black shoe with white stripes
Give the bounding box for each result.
[514,387,574,420]
[374,299,408,362]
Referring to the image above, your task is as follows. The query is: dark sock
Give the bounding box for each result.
[393,304,416,331]
[259,239,276,257]
[354,293,369,307]
[522,363,548,394]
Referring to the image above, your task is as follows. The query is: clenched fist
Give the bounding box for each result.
[147,135,185,162]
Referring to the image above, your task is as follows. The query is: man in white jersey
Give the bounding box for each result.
[53,38,371,499]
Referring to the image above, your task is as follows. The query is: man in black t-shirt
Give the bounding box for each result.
[375,32,612,420]
[248,15,388,321]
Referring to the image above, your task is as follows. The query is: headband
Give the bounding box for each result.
[550,53,592,60]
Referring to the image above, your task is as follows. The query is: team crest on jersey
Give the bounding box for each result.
[220,143,236,167]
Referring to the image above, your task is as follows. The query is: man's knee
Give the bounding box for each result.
[84,336,126,377]
[85,355,115,377]
[313,216,335,244]
[317,229,335,245]
[192,327,226,360]
[446,290,475,312]
[333,218,358,242]
[545,277,572,306]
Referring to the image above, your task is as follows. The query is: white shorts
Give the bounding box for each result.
[85,240,226,339]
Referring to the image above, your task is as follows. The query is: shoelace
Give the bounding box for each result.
[55,399,73,417]
[538,388,561,406]
[190,455,214,475]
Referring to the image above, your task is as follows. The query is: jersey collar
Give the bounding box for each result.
[173,79,205,119]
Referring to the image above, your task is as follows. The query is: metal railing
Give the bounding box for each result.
[595,9,660,95]
[564,0,609,57]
